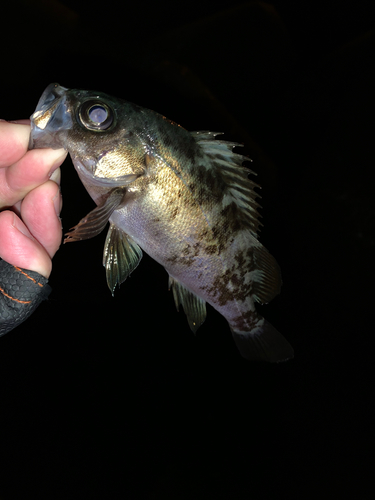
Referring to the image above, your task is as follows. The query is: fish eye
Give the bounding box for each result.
[78,100,114,131]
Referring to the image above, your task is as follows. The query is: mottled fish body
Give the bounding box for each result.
[30,83,293,362]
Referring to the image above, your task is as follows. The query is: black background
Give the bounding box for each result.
[1,1,374,498]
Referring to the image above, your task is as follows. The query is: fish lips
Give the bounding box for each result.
[29,83,72,150]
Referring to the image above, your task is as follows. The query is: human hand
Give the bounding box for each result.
[0,119,67,278]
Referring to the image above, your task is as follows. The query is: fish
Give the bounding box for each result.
[29,83,293,362]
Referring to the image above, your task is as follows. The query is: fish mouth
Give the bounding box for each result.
[29,83,71,150]
[31,83,67,129]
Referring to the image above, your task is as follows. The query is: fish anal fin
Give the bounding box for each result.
[64,187,126,243]
[252,246,282,304]
[168,276,206,334]
[103,224,143,295]
[231,319,294,363]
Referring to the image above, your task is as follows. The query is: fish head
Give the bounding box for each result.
[30,83,148,192]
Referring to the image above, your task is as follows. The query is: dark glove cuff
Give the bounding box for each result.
[0,259,51,336]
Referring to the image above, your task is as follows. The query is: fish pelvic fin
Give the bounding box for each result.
[230,318,294,363]
[103,224,143,295]
[168,276,206,334]
[64,187,126,242]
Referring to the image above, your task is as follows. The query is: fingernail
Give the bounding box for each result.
[12,213,34,240]
[52,189,63,217]
[52,149,68,166]
[7,119,31,125]
[48,150,67,178]
[50,167,61,185]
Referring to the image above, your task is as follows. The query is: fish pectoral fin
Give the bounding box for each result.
[231,318,294,363]
[252,246,282,304]
[64,187,126,243]
[103,224,143,295]
[168,276,206,334]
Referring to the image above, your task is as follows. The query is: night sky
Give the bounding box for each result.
[1,1,374,498]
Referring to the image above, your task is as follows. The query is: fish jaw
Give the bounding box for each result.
[29,83,72,150]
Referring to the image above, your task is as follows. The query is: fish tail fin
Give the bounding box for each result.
[230,318,294,363]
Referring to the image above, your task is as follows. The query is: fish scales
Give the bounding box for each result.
[29,83,293,362]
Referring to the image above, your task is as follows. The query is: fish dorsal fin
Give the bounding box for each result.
[103,223,143,295]
[191,131,262,238]
[168,276,206,334]
[252,246,282,304]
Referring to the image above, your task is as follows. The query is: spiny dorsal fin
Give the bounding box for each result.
[191,131,262,238]
[103,223,143,295]
[168,276,206,334]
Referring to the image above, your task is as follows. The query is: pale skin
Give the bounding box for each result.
[0,120,67,278]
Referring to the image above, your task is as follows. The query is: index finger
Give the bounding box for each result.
[0,121,67,209]
[0,121,31,168]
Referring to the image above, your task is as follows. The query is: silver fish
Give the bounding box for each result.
[29,83,293,362]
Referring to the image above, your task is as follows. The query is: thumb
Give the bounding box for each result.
[0,211,52,278]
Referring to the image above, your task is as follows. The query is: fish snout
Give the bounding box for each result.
[29,83,71,150]
[35,83,68,116]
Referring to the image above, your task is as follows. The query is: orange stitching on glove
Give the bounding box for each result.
[14,267,43,288]
[0,286,31,304]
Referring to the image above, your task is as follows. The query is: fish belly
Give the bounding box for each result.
[113,200,256,329]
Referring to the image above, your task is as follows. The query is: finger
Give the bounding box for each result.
[7,119,31,125]
[0,122,30,168]
[21,180,63,258]
[0,211,52,278]
[0,147,67,209]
